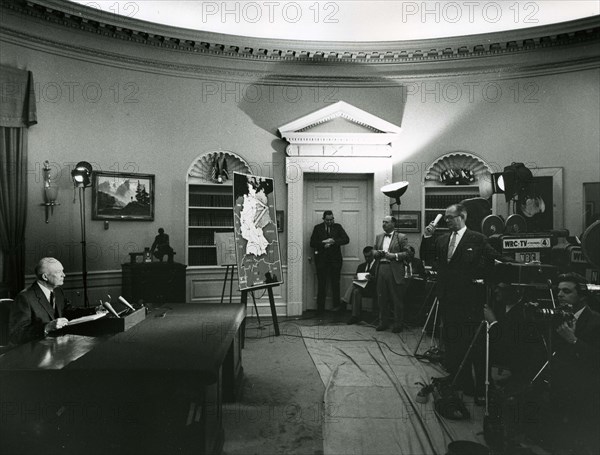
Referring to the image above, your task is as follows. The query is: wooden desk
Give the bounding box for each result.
[121,262,187,304]
[0,303,245,455]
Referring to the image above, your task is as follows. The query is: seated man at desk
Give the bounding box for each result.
[9,257,96,344]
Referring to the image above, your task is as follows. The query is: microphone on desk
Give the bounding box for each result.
[118,296,136,312]
[102,300,120,318]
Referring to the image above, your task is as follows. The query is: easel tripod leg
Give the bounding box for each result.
[250,291,261,326]
[268,287,280,336]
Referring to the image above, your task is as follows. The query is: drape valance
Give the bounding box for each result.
[0,64,37,127]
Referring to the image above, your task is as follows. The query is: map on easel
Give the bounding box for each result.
[215,232,237,266]
[232,172,283,291]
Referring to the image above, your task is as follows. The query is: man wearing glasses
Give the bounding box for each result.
[420,203,502,397]
[310,210,350,314]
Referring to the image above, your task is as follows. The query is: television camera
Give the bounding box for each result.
[524,301,575,326]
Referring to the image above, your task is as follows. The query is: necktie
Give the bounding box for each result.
[50,291,59,318]
[447,232,458,260]
[326,226,330,236]
[365,262,371,273]
[384,233,392,238]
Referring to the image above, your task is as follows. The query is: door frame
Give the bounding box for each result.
[303,173,373,312]
[285,156,392,315]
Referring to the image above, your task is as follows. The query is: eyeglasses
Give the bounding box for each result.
[443,215,460,221]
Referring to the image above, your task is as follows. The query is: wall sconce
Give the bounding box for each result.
[41,160,59,223]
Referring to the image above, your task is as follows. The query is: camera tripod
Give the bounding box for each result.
[413,280,442,361]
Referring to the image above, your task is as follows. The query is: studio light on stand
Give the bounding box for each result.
[71,161,92,308]
[481,163,533,223]
[492,162,533,205]
[381,181,409,212]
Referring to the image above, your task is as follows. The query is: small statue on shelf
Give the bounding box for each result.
[150,228,175,262]
[440,168,475,185]
[211,152,229,184]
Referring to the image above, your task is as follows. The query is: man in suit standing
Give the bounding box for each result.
[420,203,502,394]
[310,210,350,313]
[344,246,377,325]
[542,272,600,453]
[9,257,96,344]
[374,215,413,332]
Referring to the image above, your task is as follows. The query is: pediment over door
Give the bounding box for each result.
[278,101,401,156]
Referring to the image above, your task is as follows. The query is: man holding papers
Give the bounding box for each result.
[344,246,378,325]
[9,257,98,344]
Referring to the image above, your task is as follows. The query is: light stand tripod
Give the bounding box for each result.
[524,280,560,388]
[449,319,487,391]
[77,185,90,308]
[413,296,441,360]
[413,275,442,359]
[71,161,92,308]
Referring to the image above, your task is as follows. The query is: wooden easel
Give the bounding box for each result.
[221,265,266,330]
[220,264,236,305]
[241,284,280,336]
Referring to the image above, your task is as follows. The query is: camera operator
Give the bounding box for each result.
[542,272,600,454]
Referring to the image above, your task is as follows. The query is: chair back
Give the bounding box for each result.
[0,299,14,346]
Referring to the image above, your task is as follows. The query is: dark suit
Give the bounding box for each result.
[9,283,92,345]
[547,305,600,450]
[420,229,502,391]
[374,231,412,326]
[342,260,377,317]
[310,222,350,311]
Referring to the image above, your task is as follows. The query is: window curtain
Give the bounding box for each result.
[0,65,37,297]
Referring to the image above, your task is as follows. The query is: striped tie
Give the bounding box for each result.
[447,232,458,261]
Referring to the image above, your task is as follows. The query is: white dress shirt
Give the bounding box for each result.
[382,232,393,252]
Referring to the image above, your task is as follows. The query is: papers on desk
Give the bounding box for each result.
[67,313,106,326]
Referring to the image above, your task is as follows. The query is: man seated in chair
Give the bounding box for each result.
[344,246,377,325]
[9,257,97,345]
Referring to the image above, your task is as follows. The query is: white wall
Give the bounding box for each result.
[1,8,599,304]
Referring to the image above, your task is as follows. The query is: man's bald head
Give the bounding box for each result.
[35,257,65,289]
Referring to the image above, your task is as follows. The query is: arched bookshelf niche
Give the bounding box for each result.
[186,151,251,267]
[422,152,494,233]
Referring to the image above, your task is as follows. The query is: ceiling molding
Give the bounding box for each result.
[1,0,599,82]
[6,0,600,60]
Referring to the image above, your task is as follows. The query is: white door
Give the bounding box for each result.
[303,174,372,311]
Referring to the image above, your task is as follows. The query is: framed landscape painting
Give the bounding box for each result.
[392,210,421,233]
[92,171,155,221]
